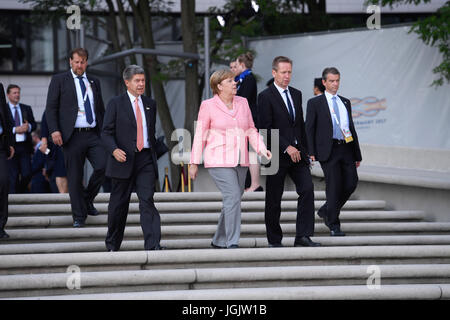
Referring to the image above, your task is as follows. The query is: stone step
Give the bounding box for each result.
[2,222,450,244]
[8,200,386,215]
[2,235,450,255]
[1,264,449,299]
[1,246,449,274]
[14,283,450,300]
[8,191,328,205]
[5,210,426,229]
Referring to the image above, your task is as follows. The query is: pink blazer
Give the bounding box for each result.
[190,94,268,168]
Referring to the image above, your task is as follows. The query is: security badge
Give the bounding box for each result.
[343,128,354,143]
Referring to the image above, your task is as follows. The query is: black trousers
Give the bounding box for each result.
[0,148,9,231]
[265,158,315,245]
[105,149,160,251]
[62,130,106,222]
[319,142,359,231]
[7,142,32,193]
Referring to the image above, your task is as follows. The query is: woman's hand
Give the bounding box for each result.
[189,164,198,180]
[261,150,272,161]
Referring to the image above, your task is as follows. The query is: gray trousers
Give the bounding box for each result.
[208,166,248,247]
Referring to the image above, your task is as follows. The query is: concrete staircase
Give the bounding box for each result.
[1,191,450,299]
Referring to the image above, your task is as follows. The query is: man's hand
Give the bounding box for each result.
[356,161,361,168]
[286,145,301,163]
[7,146,15,160]
[189,164,198,180]
[15,121,29,134]
[113,148,127,163]
[51,131,63,146]
[39,137,48,154]
[310,155,316,162]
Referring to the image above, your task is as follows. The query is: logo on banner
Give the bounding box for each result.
[351,96,387,130]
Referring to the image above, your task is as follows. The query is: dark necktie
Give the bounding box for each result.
[77,76,93,124]
[14,106,21,127]
[283,89,295,122]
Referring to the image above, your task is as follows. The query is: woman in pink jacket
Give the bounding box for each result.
[189,69,271,249]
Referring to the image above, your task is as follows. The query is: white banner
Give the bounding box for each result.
[249,26,450,150]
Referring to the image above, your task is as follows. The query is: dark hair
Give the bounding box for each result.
[322,67,340,80]
[266,78,274,87]
[6,84,20,94]
[237,52,254,69]
[272,56,292,71]
[314,78,325,93]
[70,48,89,60]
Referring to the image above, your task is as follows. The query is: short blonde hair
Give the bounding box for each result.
[210,69,235,95]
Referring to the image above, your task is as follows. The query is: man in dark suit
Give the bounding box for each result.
[305,67,362,236]
[6,84,36,193]
[258,56,320,248]
[102,65,162,251]
[0,83,15,239]
[45,48,106,227]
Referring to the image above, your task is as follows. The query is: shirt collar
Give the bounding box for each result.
[71,69,87,80]
[324,90,338,100]
[9,102,18,108]
[273,82,289,95]
[127,91,141,104]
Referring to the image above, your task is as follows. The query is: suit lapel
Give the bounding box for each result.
[320,94,333,126]
[141,96,153,135]
[289,87,302,124]
[65,71,78,105]
[123,93,137,130]
[270,84,293,123]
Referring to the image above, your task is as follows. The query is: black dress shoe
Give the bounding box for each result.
[268,243,283,248]
[149,245,165,250]
[227,244,239,249]
[330,229,346,237]
[294,236,321,247]
[87,205,100,216]
[73,220,85,228]
[254,186,264,192]
[0,230,10,239]
[211,242,226,249]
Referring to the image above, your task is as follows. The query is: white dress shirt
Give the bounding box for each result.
[324,90,350,134]
[273,82,296,120]
[127,91,150,149]
[9,102,31,142]
[72,69,96,128]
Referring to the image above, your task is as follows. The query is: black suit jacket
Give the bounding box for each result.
[10,103,36,154]
[237,73,257,126]
[0,83,14,156]
[102,93,159,180]
[45,70,105,144]
[258,84,309,166]
[305,93,362,162]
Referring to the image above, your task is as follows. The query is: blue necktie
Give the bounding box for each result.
[77,76,93,124]
[332,96,344,139]
[283,89,295,122]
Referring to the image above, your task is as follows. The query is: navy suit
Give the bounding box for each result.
[305,93,362,231]
[102,93,160,251]
[7,103,36,193]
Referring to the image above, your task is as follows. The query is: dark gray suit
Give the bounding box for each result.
[0,83,14,233]
[102,93,160,251]
[45,70,106,223]
[305,93,362,231]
